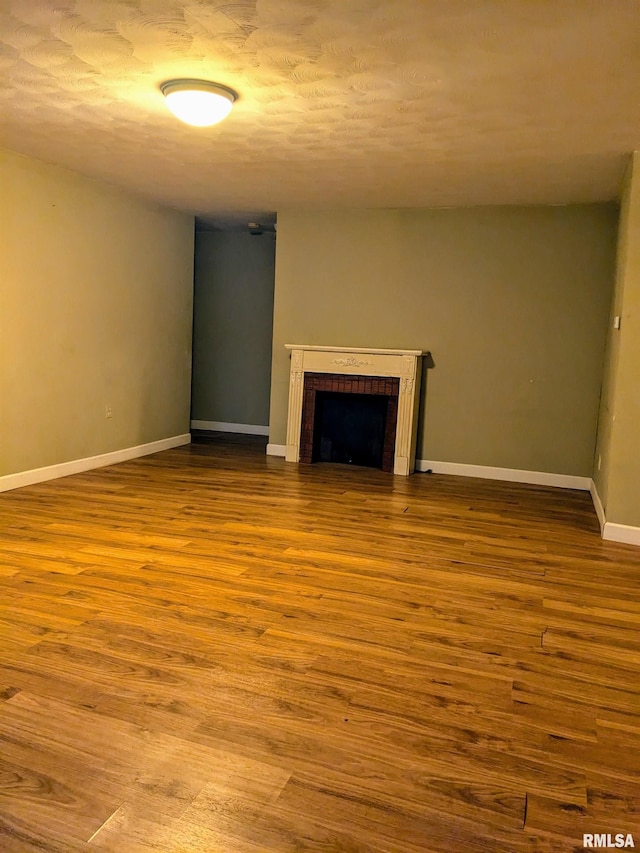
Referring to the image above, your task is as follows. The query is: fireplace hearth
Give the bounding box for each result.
[284,346,424,475]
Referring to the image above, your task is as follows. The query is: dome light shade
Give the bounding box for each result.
[161,80,237,127]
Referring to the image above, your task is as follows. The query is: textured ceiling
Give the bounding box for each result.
[1,0,640,228]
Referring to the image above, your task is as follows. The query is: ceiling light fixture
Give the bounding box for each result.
[160,79,237,127]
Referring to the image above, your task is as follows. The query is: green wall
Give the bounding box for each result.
[191,231,275,428]
[594,153,640,527]
[270,205,617,476]
[0,148,194,478]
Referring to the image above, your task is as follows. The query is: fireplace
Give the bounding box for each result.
[284,346,424,475]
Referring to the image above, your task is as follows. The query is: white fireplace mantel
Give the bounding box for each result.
[284,345,426,475]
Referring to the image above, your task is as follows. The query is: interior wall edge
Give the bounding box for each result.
[590,479,606,532]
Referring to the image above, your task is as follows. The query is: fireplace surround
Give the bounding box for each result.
[284,345,424,475]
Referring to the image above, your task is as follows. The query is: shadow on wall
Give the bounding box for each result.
[416,352,435,461]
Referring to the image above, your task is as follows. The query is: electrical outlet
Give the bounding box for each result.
[105,405,112,419]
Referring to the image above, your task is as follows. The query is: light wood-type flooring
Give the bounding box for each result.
[0,434,639,853]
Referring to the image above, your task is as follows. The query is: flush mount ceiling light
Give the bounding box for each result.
[160,79,237,127]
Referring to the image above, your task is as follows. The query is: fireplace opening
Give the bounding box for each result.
[299,373,399,473]
[312,391,388,469]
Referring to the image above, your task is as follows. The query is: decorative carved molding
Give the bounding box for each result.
[331,357,374,368]
[401,354,416,377]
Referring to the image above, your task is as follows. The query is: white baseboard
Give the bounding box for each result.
[261,451,639,545]
[265,451,590,490]
[589,480,640,545]
[603,522,640,546]
[590,480,606,532]
[266,444,286,457]
[191,420,269,436]
[0,433,191,493]
[416,459,591,491]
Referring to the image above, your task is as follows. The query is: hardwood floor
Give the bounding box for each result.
[0,433,638,852]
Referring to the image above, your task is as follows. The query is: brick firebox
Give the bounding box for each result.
[299,373,400,473]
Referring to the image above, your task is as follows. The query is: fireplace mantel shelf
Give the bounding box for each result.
[284,345,425,476]
[285,344,426,357]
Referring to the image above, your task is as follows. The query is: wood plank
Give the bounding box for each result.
[0,434,638,852]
